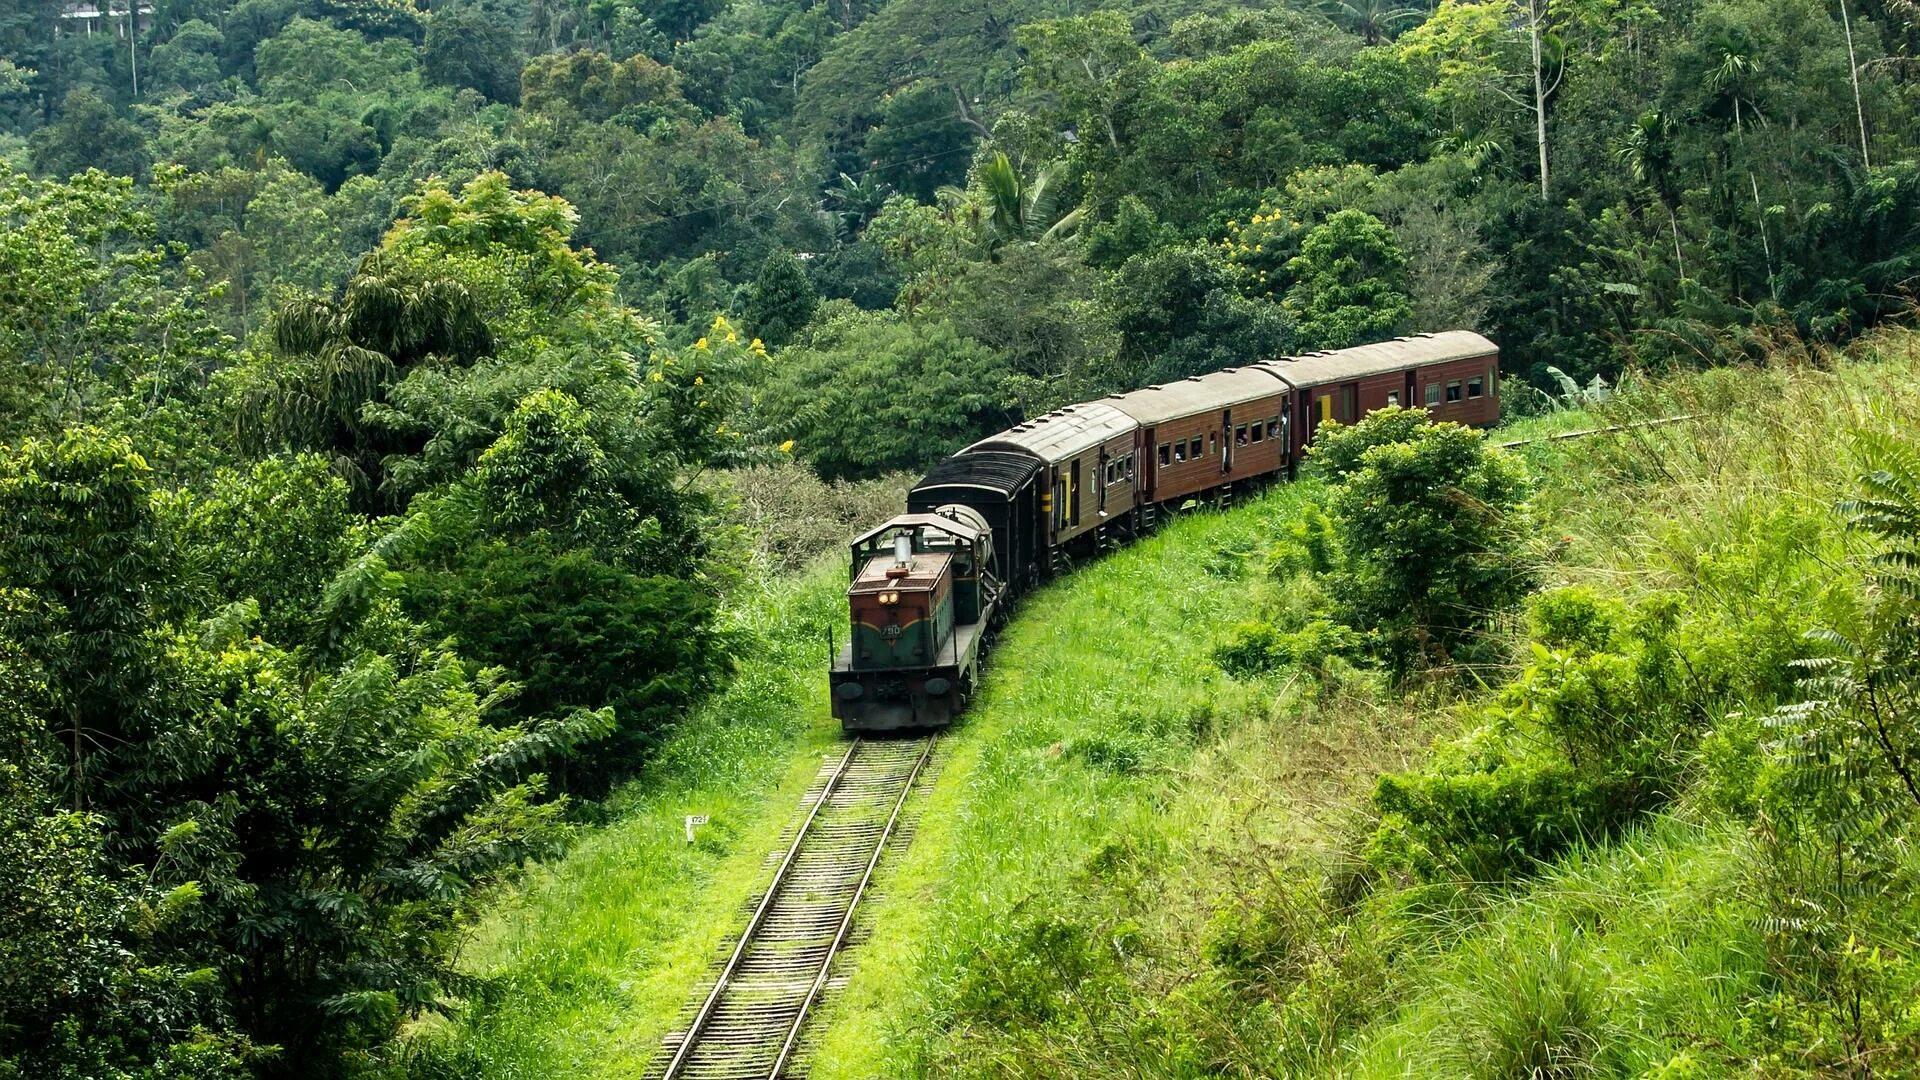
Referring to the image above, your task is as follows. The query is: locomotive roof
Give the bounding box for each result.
[1261,330,1497,388]
[847,513,984,549]
[965,402,1138,464]
[850,550,951,594]
[912,450,1044,498]
[1103,366,1292,426]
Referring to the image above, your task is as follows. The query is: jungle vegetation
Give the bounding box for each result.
[4,0,1920,1075]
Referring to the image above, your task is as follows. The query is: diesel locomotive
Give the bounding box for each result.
[829,330,1501,732]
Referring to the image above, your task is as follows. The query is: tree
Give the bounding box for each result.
[1311,408,1536,674]
[741,251,817,348]
[0,432,164,810]
[247,250,492,509]
[149,19,223,93]
[28,88,150,180]
[1314,0,1428,45]
[1100,243,1294,387]
[1283,209,1413,348]
[755,307,1013,479]
[941,152,1084,248]
[423,2,524,103]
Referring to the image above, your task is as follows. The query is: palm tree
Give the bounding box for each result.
[1704,29,1779,300]
[1617,109,1687,279]
[1310,0,1428,45]
[941,153,1084,249]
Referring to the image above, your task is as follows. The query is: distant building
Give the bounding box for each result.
[60,1,152,36]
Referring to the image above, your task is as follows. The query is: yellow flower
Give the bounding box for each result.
[698,399,709,408]
[725,330,738,343]
[693,375,704,385]
[694,337,709,351]
[778,439,795,453]
[649,370,665,382]
[716,423,727,433]
[750,338,766,353]
[712,314,730,331]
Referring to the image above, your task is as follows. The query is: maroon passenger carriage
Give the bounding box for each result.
[830,330,1501,732]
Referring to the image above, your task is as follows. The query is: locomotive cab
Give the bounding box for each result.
[831,509,999,732]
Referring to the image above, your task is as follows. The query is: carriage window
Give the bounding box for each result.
[1188,436,1202,460]
[1250,421,1263,443]
[1173,442,1186,463]
[1235,424,1249,446]
[1446,380,1463,403]
[1467,376,1484,399]
[1125,453,1136,480]
[1425,382,1442,407]
[1267,417,1281,440]
[1386,391,1400,407]
[1159,442,1172,466]
[1209,433,1218,456]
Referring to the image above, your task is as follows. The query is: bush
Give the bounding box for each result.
[1310,408,1537,675]
[1370,754,1649,883]
[1212,618,1364,680]
[402,540,734,794]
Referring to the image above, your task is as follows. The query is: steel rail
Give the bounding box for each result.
[659,738,864,1080]
[766,735,937,1079]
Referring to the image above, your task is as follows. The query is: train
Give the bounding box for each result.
[828,330,1501,732]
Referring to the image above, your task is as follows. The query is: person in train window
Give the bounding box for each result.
[1386,391,1400,407]
[1173,443,1186,462]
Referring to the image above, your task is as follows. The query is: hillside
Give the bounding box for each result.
[413,336,1920,1078]
[801,336,1920,1077]
[7,0,1920,1073]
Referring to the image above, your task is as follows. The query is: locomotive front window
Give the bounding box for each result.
[1425,383,1442,407]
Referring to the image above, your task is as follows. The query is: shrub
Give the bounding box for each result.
[1212,618,1365,681]
[1311,408,1537,675]
[402,539,734,794]
[1369,754,1648,883]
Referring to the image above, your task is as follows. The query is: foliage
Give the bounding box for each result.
[740,251,817,348]
[1312,407,1536,673]
[754,306,1012,479]
[1284,208,1414,349]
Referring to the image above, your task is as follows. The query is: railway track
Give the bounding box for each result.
[651,735,937,1080]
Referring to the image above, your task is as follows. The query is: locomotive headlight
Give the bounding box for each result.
[878,591,899,605]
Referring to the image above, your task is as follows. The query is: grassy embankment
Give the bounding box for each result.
[806,331,1920,1077]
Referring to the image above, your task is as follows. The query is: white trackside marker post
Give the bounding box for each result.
[685,814,709,843]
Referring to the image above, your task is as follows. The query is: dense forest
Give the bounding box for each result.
[2,0,1919,1074]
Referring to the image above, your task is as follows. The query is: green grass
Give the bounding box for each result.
[422,560,852,1077]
